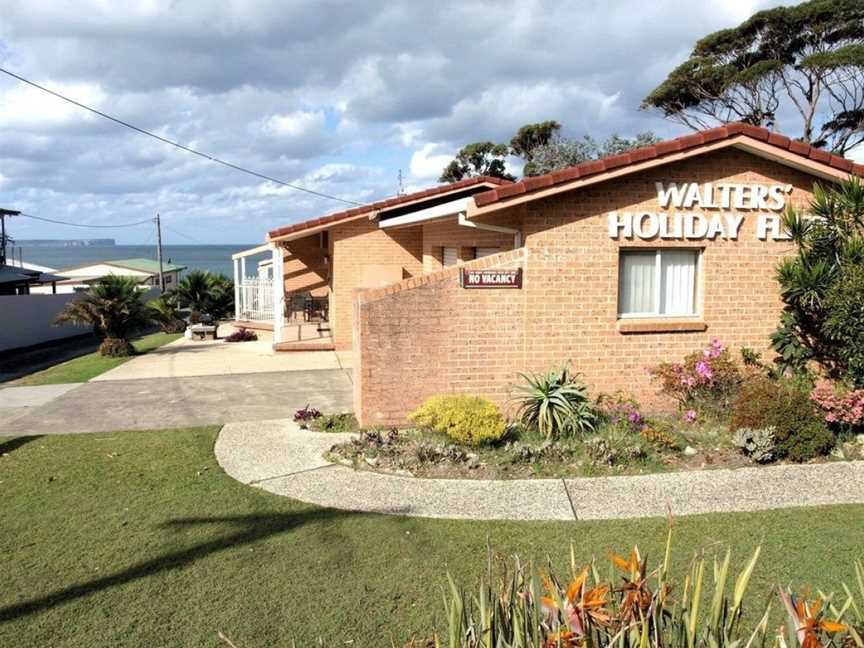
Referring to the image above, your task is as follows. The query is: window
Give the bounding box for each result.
[618,249,699,317]
[475,247,500,259]
[442,246,458,267]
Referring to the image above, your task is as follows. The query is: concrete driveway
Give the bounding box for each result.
[0,369,353,436]
[92,333,351,381]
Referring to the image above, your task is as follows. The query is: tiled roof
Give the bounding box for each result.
[267,176,511,240]
[472,123,864,209]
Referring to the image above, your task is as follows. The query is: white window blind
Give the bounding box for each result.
[618,249,698,317]
[475,247,500,259]
[442,247,458,267]
[618,252,656,315]
[661,250,697,315]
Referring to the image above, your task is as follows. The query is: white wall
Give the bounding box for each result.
[0,287,160,352]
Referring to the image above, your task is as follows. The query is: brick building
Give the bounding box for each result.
[233,123,864,425]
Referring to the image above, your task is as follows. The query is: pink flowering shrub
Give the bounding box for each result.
[595,392,644,433]
[649,339,742,420]
[811,382,864,428]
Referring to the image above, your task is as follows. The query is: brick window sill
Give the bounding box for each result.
[617,319,708,334]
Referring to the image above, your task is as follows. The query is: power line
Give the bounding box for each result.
[18,212,153,228]
[0,67,363,207]
[162,223,205,245]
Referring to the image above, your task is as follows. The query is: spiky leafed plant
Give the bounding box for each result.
[772,177,864,382]
[438,531,864,648]
[55,275,152,356]
[206,273,235,320]
[172,270,214,320]
[171,270,235,322]
[514,365,597,439]
[148,294,186,333]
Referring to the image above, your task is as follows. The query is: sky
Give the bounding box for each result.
[0,0,819,245]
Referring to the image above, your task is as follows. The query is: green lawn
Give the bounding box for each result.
[0,427,861,647]
[11,332,181,386]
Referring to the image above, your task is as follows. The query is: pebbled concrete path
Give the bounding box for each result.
[216,419,864,521]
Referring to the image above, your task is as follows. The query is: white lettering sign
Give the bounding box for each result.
[608,182,793,241]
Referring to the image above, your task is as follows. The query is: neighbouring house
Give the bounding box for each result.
[232,122,864,425]
[0,262,66,295]
[52,258,186,293]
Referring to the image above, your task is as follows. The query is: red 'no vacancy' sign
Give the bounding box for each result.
[460,268,522,289]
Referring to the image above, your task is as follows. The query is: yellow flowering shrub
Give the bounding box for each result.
[409,395,507,446]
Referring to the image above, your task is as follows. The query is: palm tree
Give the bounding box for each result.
[172,270,234,322]
[172,270,214,322]
[148,294,186,333]
[55,275,152,356]
[207,273,235,320]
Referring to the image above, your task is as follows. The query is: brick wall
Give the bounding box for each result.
[283,233,329,299]
[331,217,424,350]
[329,215,520,350]
[354,250,527,424]
[421,217,517,271]
[354,148,825,425]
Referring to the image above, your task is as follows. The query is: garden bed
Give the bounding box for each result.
[322,418,864,481]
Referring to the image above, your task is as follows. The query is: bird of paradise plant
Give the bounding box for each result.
[437,529,863,648]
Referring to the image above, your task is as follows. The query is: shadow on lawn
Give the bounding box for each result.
[0,508,360,623]
[0,436,42,455]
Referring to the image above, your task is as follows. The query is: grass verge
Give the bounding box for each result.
[10,332,181,386]
[0,427,862,646]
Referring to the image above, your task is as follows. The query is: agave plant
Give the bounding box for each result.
[55,275,152,356]
[514,365,597,439]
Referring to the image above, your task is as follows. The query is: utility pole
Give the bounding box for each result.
[155,212,166,292]
[0,208,21,266]
[397,169,405,196]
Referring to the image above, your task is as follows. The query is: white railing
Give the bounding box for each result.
[237,278,274,322]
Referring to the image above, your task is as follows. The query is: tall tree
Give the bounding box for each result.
[439,142,514,183]
[642,0,864,154]
[525,132,661,177]
[510,121,562,175]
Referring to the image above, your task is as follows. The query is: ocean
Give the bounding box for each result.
[16,244,267,277]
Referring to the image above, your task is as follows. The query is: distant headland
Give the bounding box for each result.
[16,239,116,247]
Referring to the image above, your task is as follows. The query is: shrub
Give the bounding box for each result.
[772,178,864,378]
[811,382,864,428]
[514,366,597,439]
[595,392,644,433]
[409,395,507,446]
[98,337,136,357]
[441,534,863,648]
[148,295,186,333]
[731,376,834,462]
[640,425,680,450]
[733,427,777,463]
[650,338,742,419]
[293,405,322,429]
[224,327,258,343]
[308,413,358,433]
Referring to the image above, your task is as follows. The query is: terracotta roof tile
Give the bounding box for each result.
[267,175,510,239]
[470,122,863,210]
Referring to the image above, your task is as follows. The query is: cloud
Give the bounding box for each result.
[408,144,454,183]
[0,0,796,243]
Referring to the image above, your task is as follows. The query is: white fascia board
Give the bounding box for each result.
[231,243,273,260]
[378,197,470,229]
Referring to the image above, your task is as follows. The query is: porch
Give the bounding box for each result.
[231,243,333,351]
